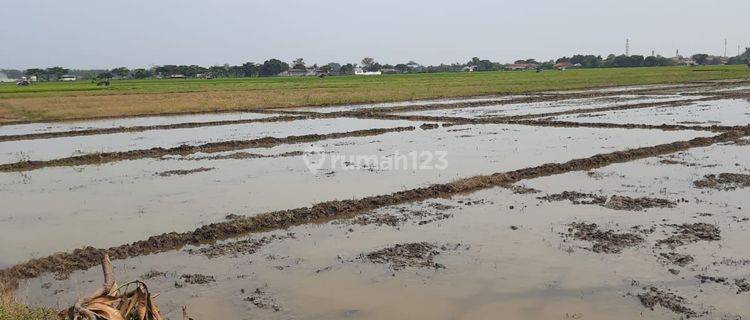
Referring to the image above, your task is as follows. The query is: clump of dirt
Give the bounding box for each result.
[140,269,166,280]
[508,184,540,194]
[186,233,295,258]
[659,252,694,267]
[695,275,728,284]
[637,286,699,317]
[538,191,607,205]
[603,195,676,211]
[566,222,644,254]
[419,123,440,130]
[183,151,304,161]
[735,279,750,294]
[179,273,215,285]
[349,204,455,228]
[364,242,444,270]
[243,287,281,312]
[155,167,214,177]
[351,213,406,227]
[693,173,750,191]
[657,223,721,248]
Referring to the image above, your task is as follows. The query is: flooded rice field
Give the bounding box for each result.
[389,95,702,119]
[2,80,749,319]
[548,99,750,127]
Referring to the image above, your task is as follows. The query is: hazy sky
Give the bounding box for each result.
[2,0,748,69]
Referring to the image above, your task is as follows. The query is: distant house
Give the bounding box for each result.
[169,74,186,79]
[406,62,424,72]
[462,65,477,72]
[277,68,322,77]
[354,67,382,76]
[505,63,538,71]
[553,62,573,70]
[59,75,77,81]
[672,56,697,66]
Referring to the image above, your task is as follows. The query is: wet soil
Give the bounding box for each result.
[0,126,416,172]
[565,222,644,254]
[1,128,748,285]
[363,242,445,270]
[178,151,305,161]
[659,252,694,267]
[539,192,675,211]
[155,167,214,177]
[657,223,721,249]
[185,233,295,258]
[637,286,700,318]
[243,287,281,312]
[419,123,440,130]
[538,191,607,205]
[179,273,215,285]
[693,173,750,190]
[603,195,676,211]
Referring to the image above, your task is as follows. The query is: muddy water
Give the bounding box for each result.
[16,141,750,319]
[540,83,704,95]
[0,125,711,265]
[283,96,531,114]
[390,95,701,119]
[0,118,416,164]
[0,111,276,136]
[550,99,750,127]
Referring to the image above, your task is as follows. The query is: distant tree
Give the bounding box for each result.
[292,58,306,70]
[111,67,130,78]
[643,56,658,67]
[324,62,341,75]
[24,68,46,79]
[260,59,290,76]
[45,66,69,80]
[339,63,355,75]
[361,57,380,71]
[692,54,709,65]
[208,65,229,77]
[240,62,260,77]
[468,57,495,71]
[132,68,151,79]
[394,63,411,73]
[97,71,113,80]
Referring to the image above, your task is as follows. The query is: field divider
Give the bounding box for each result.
[2,126,748,285]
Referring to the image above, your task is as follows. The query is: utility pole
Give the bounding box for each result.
[724,39,728,57]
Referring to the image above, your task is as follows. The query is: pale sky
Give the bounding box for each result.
[1,0,748,69]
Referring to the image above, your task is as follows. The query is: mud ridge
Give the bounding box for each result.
[0,115,306,142]
[1,127,748,285]
[0,126,416,173]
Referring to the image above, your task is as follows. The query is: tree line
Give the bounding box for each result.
[5,49,749,81]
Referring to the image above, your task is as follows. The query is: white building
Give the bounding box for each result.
[354,67,381,76]
[60,75,77,81]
